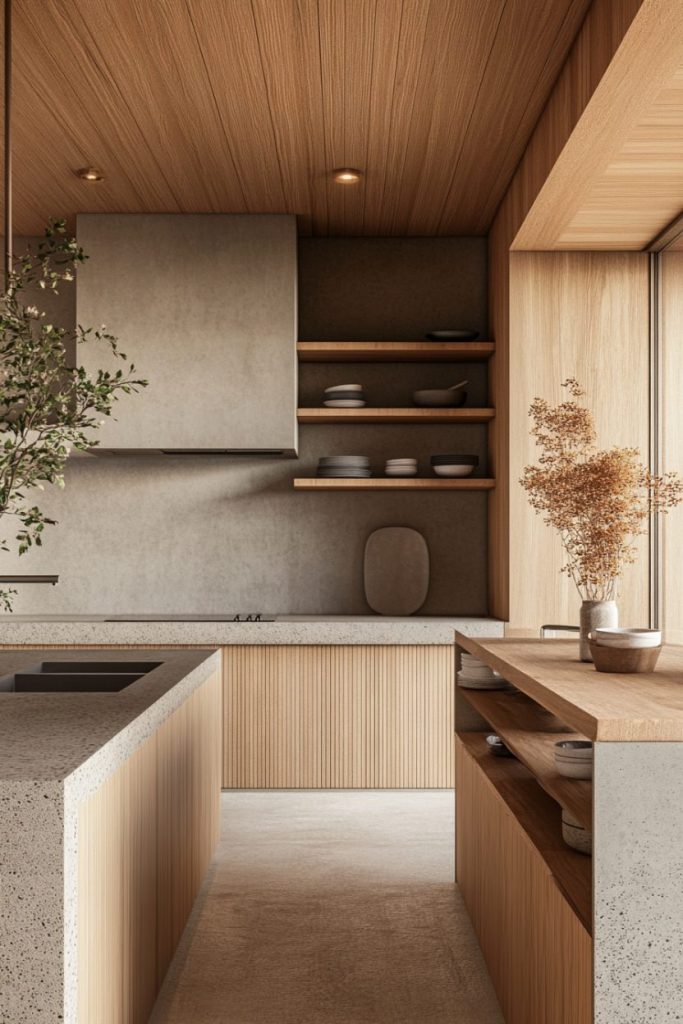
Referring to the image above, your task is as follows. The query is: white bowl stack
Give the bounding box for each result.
[554,740,593,779]
[323,383,366,408]
[384,458,417,477]
[591,627,661,649]
[458,652,510,690]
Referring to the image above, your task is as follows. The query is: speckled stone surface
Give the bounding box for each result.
[0,648,220,1024]
[594,742,683,1022]
[0,614,503,647]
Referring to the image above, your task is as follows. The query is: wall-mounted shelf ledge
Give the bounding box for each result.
[293,478,495,491]
[298,407,495,424]
[297,340,495,362]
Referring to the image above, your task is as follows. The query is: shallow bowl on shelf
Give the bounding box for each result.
[433,465,475,478]
[425,330,479,341]
[555,740,593,779]
[589,641,661,673]
[561,810,592,855]
[486,734,515,758]
[413,389,467,408]
[384,467,418,477]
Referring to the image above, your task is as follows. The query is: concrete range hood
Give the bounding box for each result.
[77,214,298,456]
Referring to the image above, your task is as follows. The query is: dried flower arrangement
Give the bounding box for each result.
[521,379,682,601]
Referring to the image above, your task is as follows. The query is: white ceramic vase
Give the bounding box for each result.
[579,600,618,662]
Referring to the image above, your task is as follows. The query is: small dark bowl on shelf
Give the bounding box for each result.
[412,388,467,408]
[588,641,662,673]
[425,330,479,341]
[486,734,515,758]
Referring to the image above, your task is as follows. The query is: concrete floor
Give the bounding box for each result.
[150,791,503,1024]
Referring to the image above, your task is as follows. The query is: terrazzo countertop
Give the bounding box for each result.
[0,614,504,646]
[0,648,219,781]
[0,647,220,1024]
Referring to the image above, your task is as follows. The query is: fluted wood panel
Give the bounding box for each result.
[78,733,158,1023]
[77,670,221,1024]
[223,646,454,789]
[456,736,592,1024]
[157,670,222,983]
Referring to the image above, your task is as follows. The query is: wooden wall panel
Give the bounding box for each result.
[507,252,650,634]
[455,737,592,1024]
[487,0,645,621]
[659,253,683,643]
[222,645,454,789]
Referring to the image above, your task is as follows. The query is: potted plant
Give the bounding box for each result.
[0,220,147,611]
[521,378,682,660]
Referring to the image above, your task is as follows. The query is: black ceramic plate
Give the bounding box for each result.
[425,330,479,341]
[430,454,479,465]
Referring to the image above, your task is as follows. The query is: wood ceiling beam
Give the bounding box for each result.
[512,0,683,250]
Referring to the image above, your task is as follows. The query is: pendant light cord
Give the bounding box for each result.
[4,0,11,290]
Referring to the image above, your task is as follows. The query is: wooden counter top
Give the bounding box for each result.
[455,635,683,741]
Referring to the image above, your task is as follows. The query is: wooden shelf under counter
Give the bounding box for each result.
[298,407,495,424]
[457,730,592,935]
[293,478,495,491]
[297,340,495,362]
[458,686,592,830]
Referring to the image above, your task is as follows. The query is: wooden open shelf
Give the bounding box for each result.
[458,731,592,934]
[293,478,495,491]
[458,687,592,830]
[298,407,495,424]
[297,340,495,362]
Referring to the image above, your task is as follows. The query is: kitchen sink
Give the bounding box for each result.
[0,660,162,693]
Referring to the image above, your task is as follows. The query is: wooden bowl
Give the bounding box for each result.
[589,641,662,673]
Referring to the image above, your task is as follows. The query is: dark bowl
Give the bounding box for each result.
[412,388,467,408]
[589,641,662,673]
[425,330,479,341]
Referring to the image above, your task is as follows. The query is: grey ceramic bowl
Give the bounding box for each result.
[413,389,467,408]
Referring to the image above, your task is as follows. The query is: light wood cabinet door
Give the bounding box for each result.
[223,645,455,788]
[77,670,222,1023]
[157,670,222,982]
[77,734,158,1023]
[456,736,592,1024]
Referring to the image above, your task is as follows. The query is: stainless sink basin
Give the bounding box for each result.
[0,660,162,693]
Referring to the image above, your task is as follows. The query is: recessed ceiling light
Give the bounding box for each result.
[75,167,104,182]
[332,168,362,185]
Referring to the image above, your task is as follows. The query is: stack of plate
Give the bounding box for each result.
[324,384,366,408]
[317,455,371,479]
[458,652,510,690]
[431,454,479,478]
[385,458,417,477]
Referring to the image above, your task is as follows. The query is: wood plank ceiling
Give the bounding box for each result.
[10,0,591,237]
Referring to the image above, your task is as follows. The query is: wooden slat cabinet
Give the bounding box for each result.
[223,645,455,789]
[77,670,221,1024]
[456,735,592,1024]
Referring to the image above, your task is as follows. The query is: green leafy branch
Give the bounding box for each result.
[0,219,148,609]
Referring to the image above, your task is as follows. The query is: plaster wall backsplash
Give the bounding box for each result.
[2,236,489,616]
